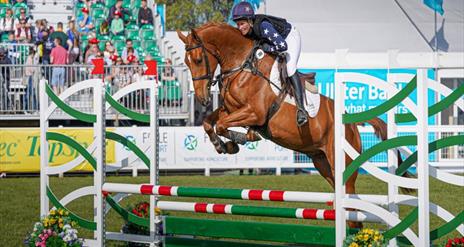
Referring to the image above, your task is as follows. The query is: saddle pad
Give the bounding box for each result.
[269,60,320,118]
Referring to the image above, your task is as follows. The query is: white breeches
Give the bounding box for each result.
[284,26,301,77]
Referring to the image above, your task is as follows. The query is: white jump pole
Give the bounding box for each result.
[417,69,430,246]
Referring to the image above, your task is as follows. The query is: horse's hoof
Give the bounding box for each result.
[225,141,239,154]
[215,141,227,154]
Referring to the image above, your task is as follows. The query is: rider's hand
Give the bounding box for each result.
[262,43,274,53]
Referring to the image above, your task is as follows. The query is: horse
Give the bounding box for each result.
[177,22,411,228]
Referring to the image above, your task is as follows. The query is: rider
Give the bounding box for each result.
[231,1,308,126]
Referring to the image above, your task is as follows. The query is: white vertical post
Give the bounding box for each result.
[334,70,346,247]
[386,70,399,247]
[94,80,105,247]
[39,79,49,217]
[276,167,281,176]
[417,69,430,246]
[149,78,159,246]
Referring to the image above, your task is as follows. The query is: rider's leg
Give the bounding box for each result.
[285,26,308,126]
[289,72,308,126]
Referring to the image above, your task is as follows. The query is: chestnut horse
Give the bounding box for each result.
[178,23,409,228]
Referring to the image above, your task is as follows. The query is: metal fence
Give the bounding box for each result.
[0,64,191,120]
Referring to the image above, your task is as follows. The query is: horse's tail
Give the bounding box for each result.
[357,117,415,194]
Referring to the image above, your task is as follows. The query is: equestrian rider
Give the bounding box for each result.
[231,1,308,126]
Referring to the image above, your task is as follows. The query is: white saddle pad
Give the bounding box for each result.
[269,60,320,118]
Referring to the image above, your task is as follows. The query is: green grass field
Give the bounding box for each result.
[1,174,462,246]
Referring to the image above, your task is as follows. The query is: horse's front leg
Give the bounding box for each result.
[203,107,229,154]
[215,104,264,144]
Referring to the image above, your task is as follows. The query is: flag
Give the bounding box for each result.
[91,58,104,75]
[144,60,157,76]
[423,0,444,15]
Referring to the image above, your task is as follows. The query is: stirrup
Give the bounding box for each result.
[296,108,308,126]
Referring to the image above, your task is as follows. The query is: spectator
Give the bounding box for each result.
[161,58,175,82]
[121,39,138,61]
[7,31,16,43]
[138,0,153,27]
[15,18,31,43]
[67,37,80,64]
[77,8,94,34]
[0,9,16,36]
[105,53,119,85]
[85,43,100,65]
[32,19,42,42]
[108,0,129,24]
[5,32,18,63]
[124,48,136,64]
[66,20,79,50]
[50,38,68,94]
[38,30,53,64]
[103,41,115,64]
[38,30,53,82]
[99,20,109,36]
[110,11,124,36]
[42,19,53,34]
[24,46,39,111]
[50,22,68,49]
[0,47,11,109]
[16,8,30,26]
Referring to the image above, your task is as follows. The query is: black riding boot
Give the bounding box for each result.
[289,73,308,126]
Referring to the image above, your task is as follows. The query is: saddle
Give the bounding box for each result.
[277,55,318,96]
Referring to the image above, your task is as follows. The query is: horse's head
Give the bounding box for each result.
[178,29,220,106]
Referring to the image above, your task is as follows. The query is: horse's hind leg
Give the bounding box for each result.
[311,151,335,189]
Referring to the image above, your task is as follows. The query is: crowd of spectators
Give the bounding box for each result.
[0,0,155,65]
[0,0,183,114]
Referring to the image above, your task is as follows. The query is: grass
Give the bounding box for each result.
[0,174,462,246]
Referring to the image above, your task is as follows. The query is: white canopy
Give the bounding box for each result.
[263,0,464,53]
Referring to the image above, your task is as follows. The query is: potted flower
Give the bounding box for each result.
[344,228,387,247]
[26,209,82,247]
[121,201,163,247]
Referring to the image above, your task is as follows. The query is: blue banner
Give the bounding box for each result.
[299,68,437,125]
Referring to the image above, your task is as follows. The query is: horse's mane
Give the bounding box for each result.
[194,22,243,38]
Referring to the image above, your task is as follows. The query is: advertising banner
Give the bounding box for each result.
[0,128,115,173]
[173,127,237,168]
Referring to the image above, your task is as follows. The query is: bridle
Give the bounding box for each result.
[184,30,222,91]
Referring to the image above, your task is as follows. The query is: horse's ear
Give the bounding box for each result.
[191,28,200,41]
[177,30,188,44]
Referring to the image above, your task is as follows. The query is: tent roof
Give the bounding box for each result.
[264,0,464,52]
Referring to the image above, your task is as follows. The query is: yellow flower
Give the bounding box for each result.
[59,218,63,223]
[363,234,369,241]
[50,210,56,216]
[58,209,64,215]
[59,223,64,228]
[50,218,57,225]
[349,243,359,247]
